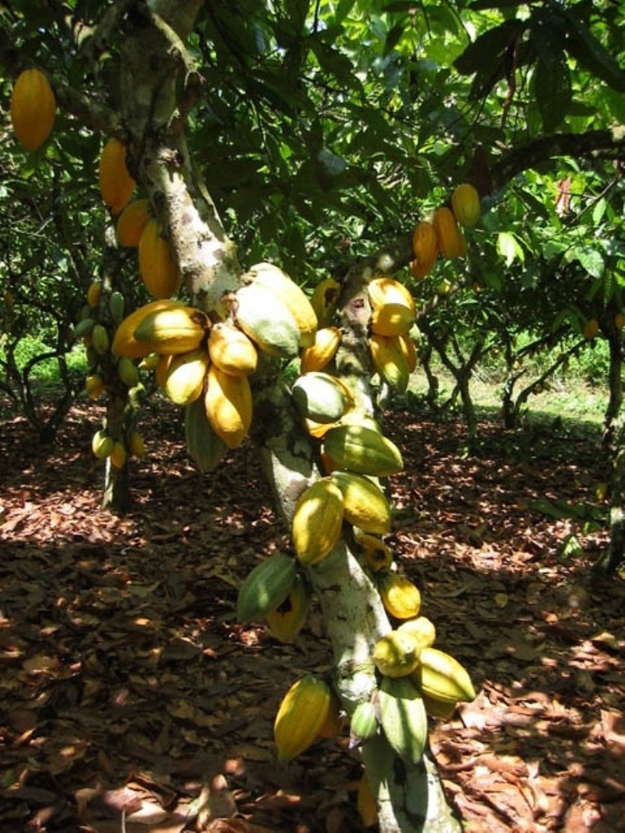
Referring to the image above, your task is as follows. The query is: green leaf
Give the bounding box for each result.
[556,5,625,93]
[454,20,526,77]
[533,55,572,132]
[497,232,525,267]
[575,246,605,279]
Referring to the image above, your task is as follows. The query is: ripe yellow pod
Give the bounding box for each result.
[356,532,394,572]
[138,218,182,300]
[274,675,331,762]
[109,441,127,469]
[129,431,146,458]
[310,277,341,329]
[162,348,210,406]
[397,616,436,649]
[357,771,378,828]
[112,299,185,359]
[367,277,415,314]
[204,364,253,448]
[208,321,258,376]
[99,137,135,216]
[116,198,152,247]
[248,262,318,348]
[300,326,342,374]
[433,206,465,259]
[369,333,410,393]
[266,572,310,643]
[413,647,476,704]
[411,220,438,278]
[87,282,102,309]
[451,183,481,229]
[370,303,415,338]
[10,68,56,152]
[85,373,105,400]
[397,332,418,373]
[373,630,421,678]
[378,572,422,619]
[292,477,344,565]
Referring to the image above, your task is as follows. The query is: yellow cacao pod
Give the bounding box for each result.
[109,441,127,469]
[10,68,55,152]
[138,218,182,300]
[292,477,344,565]
[397,616,436,649]
[357,771,378,828]
[411,220,438,279]
[155,354,172,389]
[274,675,331,762]
[184,396,228,473]
[300,326,342,374]
[373,630,421,678]
[116,198,151,247]
[112,299,185,359]
[92,429,114,460]
[413,647,476,704]
[451,183,481,229]
[433,206,465,259]
[369,333,410,393]
[87,282,102,309]
[397,332,418,373]
[133,305,209,356]
[248,262,318,347]
[265,572,310,643]
[162,348,210,406]
[208,321,258,376]
[204,364,253,449]
[129,431,146,458]
[370,303,415,338]
[356,532,393,572]
[378,572,421,619]
[99,138,135,216]
[330,471,391,535]
[323,423,403,477]
[310,277,341,329]
[367,277,415,315]
[85,373,105,400]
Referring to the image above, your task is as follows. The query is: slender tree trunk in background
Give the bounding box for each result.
[602,330,623,446]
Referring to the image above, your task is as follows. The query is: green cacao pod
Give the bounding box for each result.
[248,261,318,348]
[109,290,125,322]
[73,317,96,340]
[291,477,344,565]
[237,553,297,624]
[184,395,228,474]
[92,323,110,355]
[373,631,421,678]
[274,674,331,762]
[413,647,476,705]
[378,675,428,765]
[330,471,391,534]
[291,371,348,424]
[350,699,379,745]
[91,429,114,460]
[323,424,403,477]
[117,356,139,388]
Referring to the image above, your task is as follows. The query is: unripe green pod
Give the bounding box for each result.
[92,323,110,355]
[117,356,139,388]
[109,290,125,322]
[237,553,297,624]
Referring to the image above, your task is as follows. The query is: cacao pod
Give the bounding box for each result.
[291,477,344,565]
[92,324,110,356]
[317,692,343,738]
[369,333,410,393]
[184,395,228,473]
[274,674,331,762]
[73,317,95,340]
[155,354,173,389]
[357,771,378,828]
[367,277,415,314]
[162,348,210,406]
[92,429,114,460]
[397,616,436,649]
[350,700,379,745]
[433,206,465,258]
[300,326,341,374]
[373,631,421,678]
[291,371,348,424]
[128,431,145,458]
[265,572,310,643]
[10,68,55,152]
[310,277,341,329]
[204,364,253,449]
[112,299,185,358]
[99,137,135,216]
[451,183,481,229]
[109,291,125,322]
[378,675,428,765]
[138,218,182,300]
[109,441,127,469]
[420,692,457,720]
[583,318,599,340]
[356,532,393,572]
[234,284,301,359]
[208,321,258,376]
[87,282,102,309]
[116,198,151,247]
[378,572,421,619]
[248,262,318,347]
[237,553,297,624]
[370,303,415,338]
[304,417,338,440]
[134,305,209,356]
[117,356,140,388]
[85,373,105,400]
[323,423,403,477]
[330,471,391,534]
[413,647,476,704]
[411,220,438,279]
[397,331,418,373]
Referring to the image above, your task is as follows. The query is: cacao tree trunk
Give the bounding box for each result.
[108,3,461,830]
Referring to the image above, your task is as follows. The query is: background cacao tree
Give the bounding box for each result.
[1,1,625,830]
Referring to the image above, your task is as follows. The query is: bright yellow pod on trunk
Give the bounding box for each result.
[292,477,344,565]
[116,198,152,247]
[10,68,56,151]
[138,218,182,300]
[451,183,481,229]
[379,572,422,619]
[99,137,135,216]
[370,303,415,338]
[208,322,258,376]
[300,326,342,374]
[369,333,410,393]
[204,364,253,449]
[274,675,331,762]
[411,220,438,278]
[433,206,466,259]
[248,262,318,348]
[367,277,415,314]
[162,348,210,406]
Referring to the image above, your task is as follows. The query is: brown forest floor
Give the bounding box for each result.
[1,397,624,833]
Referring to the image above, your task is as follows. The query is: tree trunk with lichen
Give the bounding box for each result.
[109,3,460,830]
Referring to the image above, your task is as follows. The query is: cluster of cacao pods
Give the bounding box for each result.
[365,276,418,393]
[411,182,481,280]
[75,282,146,468]
[10,67,56,152]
